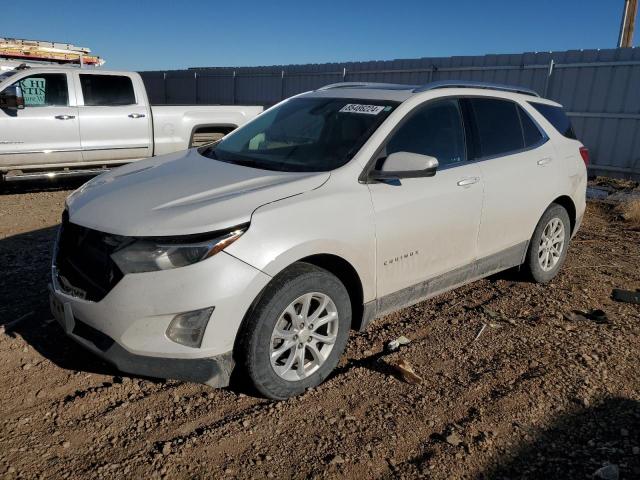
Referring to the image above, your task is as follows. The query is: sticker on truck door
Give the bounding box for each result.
[339,104,386,115]
[18,77,46,105]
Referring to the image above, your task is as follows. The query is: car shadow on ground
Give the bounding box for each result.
[400,397,640,478]
[482,396,640,479]
[0,224,254,394]
[0,177,89,195]
[0,224,122,377]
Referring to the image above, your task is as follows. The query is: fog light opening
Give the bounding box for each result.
[166,307,214,348]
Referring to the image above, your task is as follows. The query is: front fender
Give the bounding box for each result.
[225,182,377,302]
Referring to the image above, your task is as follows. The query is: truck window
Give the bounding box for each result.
[12,73,68,107]
[0,71,18,83]
[80,74,136,106]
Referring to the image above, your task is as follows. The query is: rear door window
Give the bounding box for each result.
[79,74,136,106]
[528,102,576,139]
[469,98,524,158]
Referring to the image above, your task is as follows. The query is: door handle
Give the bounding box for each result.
[537,158,552,166]
[128,113,146,119]
[457,177,480,187]
[54,115,75,120]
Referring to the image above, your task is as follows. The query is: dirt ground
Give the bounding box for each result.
[1,180,639,479]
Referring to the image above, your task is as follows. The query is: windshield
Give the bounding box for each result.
[200,97,398,172]
[0,71,18,83]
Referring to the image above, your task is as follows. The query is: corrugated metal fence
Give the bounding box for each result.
[140,48,640,179]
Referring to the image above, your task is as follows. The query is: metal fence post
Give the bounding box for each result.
[232,70,237,105]
[343,67,347,81]
[281,70,285,100]
[194,71,198,104]
[543,59,554,97]
[163,72,167,104]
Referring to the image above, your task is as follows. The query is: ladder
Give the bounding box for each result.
[0,37,105,66]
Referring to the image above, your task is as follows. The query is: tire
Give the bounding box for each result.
[524,203,571,283]
[236,262,351,400]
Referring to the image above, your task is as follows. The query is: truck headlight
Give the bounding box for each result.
[111,226,247,274]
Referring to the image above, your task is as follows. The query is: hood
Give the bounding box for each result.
[66,149,329,237]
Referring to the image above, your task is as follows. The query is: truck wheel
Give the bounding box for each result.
[524,204,571,283]
[236,262,351,400]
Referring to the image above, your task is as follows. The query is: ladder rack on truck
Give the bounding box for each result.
[0,38,104,66]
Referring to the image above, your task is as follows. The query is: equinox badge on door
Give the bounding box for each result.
[384,250,420,266]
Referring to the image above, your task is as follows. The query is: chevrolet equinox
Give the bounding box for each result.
[50,81,588,399]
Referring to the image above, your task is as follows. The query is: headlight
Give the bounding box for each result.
[111,226,247,274]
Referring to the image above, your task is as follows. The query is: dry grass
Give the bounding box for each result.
[617,198,640,227]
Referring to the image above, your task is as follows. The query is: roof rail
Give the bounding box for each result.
[317,82,417,91]
[413,80,540,97]
[318,82,370,90]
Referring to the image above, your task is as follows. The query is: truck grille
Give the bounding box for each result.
[54,212,126,302]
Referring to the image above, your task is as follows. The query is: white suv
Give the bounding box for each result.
[50,81,588,399]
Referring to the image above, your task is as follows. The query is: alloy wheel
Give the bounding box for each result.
[538,217,565,272]
[269,292,339,381]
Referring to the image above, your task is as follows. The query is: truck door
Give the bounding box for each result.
[75,73,152,163]
[0,72,82,169]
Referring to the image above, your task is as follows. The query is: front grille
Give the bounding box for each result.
[54,212,126,302]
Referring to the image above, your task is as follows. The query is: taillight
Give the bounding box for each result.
[579,146,589,166]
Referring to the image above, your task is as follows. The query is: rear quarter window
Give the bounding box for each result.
[518,106,545,147]
[528,102,576,139]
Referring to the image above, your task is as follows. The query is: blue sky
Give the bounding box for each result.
[2,0,630,71]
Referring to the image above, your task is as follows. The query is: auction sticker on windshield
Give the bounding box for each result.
[339,104,385,115]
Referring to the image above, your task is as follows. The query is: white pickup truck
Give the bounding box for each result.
[0,66,263,182]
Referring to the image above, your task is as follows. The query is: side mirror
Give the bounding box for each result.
[0,85,25,110]
[368,152,439,181]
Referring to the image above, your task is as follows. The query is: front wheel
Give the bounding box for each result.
[236,263,351,400]
[523,204,571,283]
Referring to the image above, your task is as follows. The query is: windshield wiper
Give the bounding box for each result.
[198,145,217,159]
[215,151,284,171]
[225,158,264,168]
[202,146,312,172]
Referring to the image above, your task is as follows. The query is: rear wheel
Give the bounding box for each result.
[524,204,571,283]
[236,263,351,400]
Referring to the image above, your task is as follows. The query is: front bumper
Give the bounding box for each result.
[50,290,235,386]
[49,249,271,386]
